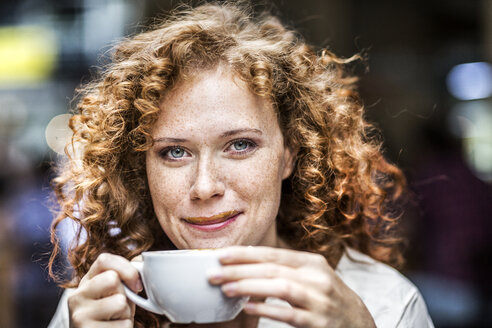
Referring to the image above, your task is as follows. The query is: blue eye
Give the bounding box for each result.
[233,140,249,151]
[160,146,188,161]
[228,139,257,154]
[169,147,185,158]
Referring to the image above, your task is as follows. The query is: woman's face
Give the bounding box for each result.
[146,67,296,249]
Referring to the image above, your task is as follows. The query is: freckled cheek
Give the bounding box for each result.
[223,154,284,199]
[147,165,191,219]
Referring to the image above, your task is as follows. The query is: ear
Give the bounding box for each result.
[281,145,299,180]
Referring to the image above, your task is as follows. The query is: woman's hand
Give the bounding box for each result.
[67,253,142,328]
[208,246,376,328]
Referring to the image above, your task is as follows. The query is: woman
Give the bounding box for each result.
[48,2,433,327]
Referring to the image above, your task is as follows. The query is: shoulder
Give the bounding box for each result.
[336,248,434,328]
[335,247,412,296]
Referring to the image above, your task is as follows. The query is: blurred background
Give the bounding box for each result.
[0,0,491,327]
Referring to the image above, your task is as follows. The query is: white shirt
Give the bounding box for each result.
[48,248,434,327]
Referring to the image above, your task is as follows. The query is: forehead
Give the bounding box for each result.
[153,68,278,135]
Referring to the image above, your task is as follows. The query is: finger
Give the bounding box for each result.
[70,293,133,324]
[89,320,134,328]
[219,246,327,269]
[221,278,323,309]
[129,300,136,319]
[94,293,134,321]
[210,259,336,294]
[208,263,299,284]
[244,301,318,328]
[81,270,126,299]
[71,318,133,328]
[82,253,142,292]
[106,293,133,321]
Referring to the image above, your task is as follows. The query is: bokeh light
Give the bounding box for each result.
[446,62,492,101]
[0,25,58,87]
[45,114,72,155]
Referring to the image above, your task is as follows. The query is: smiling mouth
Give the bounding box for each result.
[183,210,240,226]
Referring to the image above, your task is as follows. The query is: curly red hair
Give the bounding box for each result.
[50,2,406,326]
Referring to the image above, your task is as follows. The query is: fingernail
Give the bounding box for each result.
[218,249,233,263]
[206,268,223,283]
[222,282,237,296]
[135,280,143,292]
[244,302,256,312]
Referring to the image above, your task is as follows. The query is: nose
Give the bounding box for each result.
[189,156,225,201]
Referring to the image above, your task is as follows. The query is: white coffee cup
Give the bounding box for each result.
[123,249,249,323]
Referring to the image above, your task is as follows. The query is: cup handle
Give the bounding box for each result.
[123,261,164,315]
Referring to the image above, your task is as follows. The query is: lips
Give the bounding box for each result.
[183,210,240,226]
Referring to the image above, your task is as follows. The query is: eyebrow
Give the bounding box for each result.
[219,128,263,138]
[153,128,263,143]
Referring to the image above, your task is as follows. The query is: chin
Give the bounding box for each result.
[175,237,240,250]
